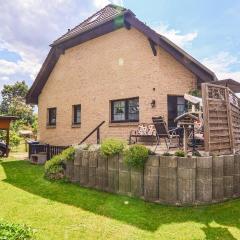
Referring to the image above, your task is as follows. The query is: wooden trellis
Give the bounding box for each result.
[202,83,240,154]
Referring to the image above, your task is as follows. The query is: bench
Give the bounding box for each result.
[129,123,156,144]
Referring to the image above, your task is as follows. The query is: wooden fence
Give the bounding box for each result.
[28,143,68,160]
[202,83,240,154]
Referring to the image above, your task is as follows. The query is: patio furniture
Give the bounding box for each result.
[174,113,199,153]
[152,116,180,152]
[129,123,156,144]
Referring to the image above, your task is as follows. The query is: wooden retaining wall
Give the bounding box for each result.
[65,149,240,205]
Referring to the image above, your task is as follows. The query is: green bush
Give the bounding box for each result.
[44,155,65,180]
[44,147,75,180]
[174,150,185,157]
[162,152,173,156]
[61,147,75,161]
[100,138,125,157]
[0,219,34,240]
[124,145,149,169]
[9,131,21,149]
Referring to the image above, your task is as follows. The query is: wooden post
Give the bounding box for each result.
[183,125,188,154]
[6,129,9,157]
[46,144,50,160]
[201,83,210,153]
[225,88,234,153]
[97,128,100,144]
[28,143,32,160]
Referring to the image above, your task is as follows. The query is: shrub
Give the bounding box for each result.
[61,147,75,161]
[100,138,125,157]
[174,150,185,157]
[0,219,34,240]
[9,131,21,149]
[124,145,149,169]
[162,152,173,156]
[44,147,75,180]
[45,155,65,180]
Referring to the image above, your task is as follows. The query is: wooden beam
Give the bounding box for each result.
[148,38,157,56]
[124,20,131,30]
[6,129,9,157]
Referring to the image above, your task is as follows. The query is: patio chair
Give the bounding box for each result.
[152,116,181,152]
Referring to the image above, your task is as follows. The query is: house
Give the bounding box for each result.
[26,4,218,146]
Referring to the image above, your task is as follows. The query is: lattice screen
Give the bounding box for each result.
[202,83,240,154]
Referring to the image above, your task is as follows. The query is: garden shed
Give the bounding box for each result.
[0,116,17,157]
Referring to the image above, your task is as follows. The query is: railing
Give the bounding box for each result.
[28,144,47,159]
[79,121,105,144]
[28,143,69,160]
[28,121,105,160]
[47,145,69,160]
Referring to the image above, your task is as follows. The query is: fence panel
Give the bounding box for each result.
[29,143,69,160]
[202,83,240,154]
[229,91,240,153]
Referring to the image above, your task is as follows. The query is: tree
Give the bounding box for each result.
[0,81,37,148]
[0,81,34,126]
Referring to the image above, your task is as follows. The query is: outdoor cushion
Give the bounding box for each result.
[136,124,156,136]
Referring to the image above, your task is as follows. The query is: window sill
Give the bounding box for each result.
[72,124,81,128]
[109,122,139,127]
[46,125,56,129]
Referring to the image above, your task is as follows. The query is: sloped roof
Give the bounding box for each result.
[213,79,240,93]
[52,5,127,46]
[27,4,217,104]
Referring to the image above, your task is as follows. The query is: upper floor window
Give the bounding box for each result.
[111,97,139,122]
[73,104,81,125]
[47,108,57,126]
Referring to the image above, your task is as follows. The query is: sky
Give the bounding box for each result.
[0,0,240,92]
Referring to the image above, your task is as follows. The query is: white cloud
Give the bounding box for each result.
[202,52,240,81]
[0,0,96,91]
[154,23,198,48]
[0,0,125,92]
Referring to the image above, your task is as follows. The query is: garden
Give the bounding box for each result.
[1,140,240,239]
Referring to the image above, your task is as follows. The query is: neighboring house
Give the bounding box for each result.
[27,4,217,146]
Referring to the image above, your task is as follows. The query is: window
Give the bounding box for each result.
[47,108,56,126]
[111,97,139,122]
[73,104,81,125]
[167,96,186,128]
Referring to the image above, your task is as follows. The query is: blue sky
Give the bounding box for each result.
[0,0,239,92]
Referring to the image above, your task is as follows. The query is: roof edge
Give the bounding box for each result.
[27,6,218,104]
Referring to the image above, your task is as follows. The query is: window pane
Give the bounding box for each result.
[177,105,185,116]
[128,98,139,121]
[177,97,185,116]
[177,97,185,105]
[113,100,125,121]
[48,108,56,125]
[73,105,81,124]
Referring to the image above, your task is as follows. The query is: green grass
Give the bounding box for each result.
[0,159,240,240]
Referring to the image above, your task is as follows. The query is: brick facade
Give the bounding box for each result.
[38,28,197,145]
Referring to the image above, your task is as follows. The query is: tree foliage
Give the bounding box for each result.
[0,81,37,147]
[0,81,34,126]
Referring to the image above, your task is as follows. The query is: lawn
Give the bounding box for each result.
[0,159,240,240]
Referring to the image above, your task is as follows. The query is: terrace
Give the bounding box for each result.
[28,81,240,161]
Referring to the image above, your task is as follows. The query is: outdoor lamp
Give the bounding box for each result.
[151,99,156,108]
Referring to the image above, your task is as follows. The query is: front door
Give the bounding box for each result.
[167,95,186,128]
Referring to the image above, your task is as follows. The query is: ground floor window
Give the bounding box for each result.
[47,107,57,126]
[111,97,139,122]
[72,104,81,125]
